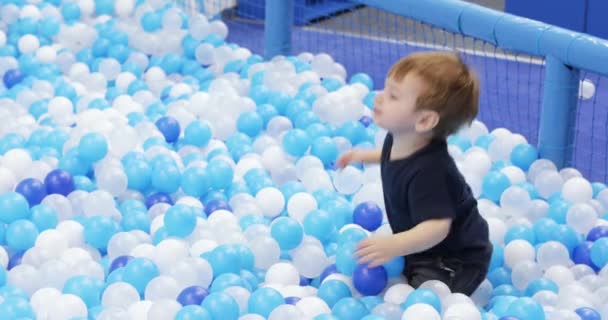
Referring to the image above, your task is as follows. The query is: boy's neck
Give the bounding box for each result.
[390,131,434,160]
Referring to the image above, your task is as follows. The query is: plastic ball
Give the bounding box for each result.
[155,116,181,143]
[0,192,30,224]
[270,217,303,250]
[352,264,388,295]
[44,169,75,196]
[164,204,196,238]
[353,201,383,231]
[3,69,24,88]
[331,297,368,320]
[6,219,38,251]
[177,285,209,306]
[15,178,47,207]
[78,132,108,163]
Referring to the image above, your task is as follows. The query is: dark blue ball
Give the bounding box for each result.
[353,201,383,232]
[177,285,209,306]
[204,199,232,216]
[587,226,608,242]
[109,255,134,274]
[15,178,47,207]
[3,69,24,88]
[44,169,75,196]
[575,307,601,320]
[155,116,181,143]
[144,192,173,209]
[8,251,24,270]
[285,297,301,305]
[319,264,339,282]
[359,115,373,127]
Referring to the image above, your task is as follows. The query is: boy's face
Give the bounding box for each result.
[373,73,436,135]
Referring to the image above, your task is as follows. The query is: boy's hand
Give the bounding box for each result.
[355,235,400,267]
[336,150,359,168]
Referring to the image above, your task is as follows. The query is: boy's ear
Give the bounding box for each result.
[415,110,440,133]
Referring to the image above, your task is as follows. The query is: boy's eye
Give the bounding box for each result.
[390,94,397,99]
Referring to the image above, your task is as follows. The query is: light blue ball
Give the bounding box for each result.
[175,305,212,320]
[83,215,120,251]
[303,209,334,242]
[6,219,38,251]
[122,258,160,294]
[78,132,108,163]
[248,287,284,317]
[318,280,352,308]
[62,275,105,308]
[151,163,181,193]
[505,297,545,320]
[482,171,511,202]
[282,129,311,157]
[335,242,358,276]
[511,143,538,171]
[311,136,339,166]
[590,237,608,269]
[184,121,212,147]
[401,289,442,313]
[0,192,31,224]
[270,217,303,250]
[332,297,368,320]
[32,204,59,231]
[237,111,263,137]
[181,166,211,198]
[207,159,233,190]
[349,73,374,90]
[164,204,197,238]
[201,292,239,320]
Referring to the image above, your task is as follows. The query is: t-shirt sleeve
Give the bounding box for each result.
[407,167,456,225]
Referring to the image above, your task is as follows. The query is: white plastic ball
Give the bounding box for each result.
[504,239,535,268]
[266,262,301,286]
[401,303,441,320]
[18,34,40,54]
[562,177,593,204]
[255,187,285,218]
[102,282,140,309]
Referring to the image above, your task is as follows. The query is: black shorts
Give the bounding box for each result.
[404,252,491,296]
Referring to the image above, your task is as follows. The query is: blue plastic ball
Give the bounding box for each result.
[590,237,608,269]
[83,215,119,251]
[270,216,303,250]
[30,204,58,231]
[575,307,601,320]
[401,289,442,313]
[155,116,181,143]
[505,297,545,320]
[332,297,369,320]
[3,69,24,88]
[6,220,38,251]
[318,280,352,308]
[175,305,212,320]
[201,292,239,320]
[62,275,105,308]
[311,136,339,166]
[482,171,511,202]
[282,129,311,157]
[144,192,173,209]
[353,201,383,232]
[207,159,234,190]
[44,169,75,196]
[248,287,284,318]
[349,73,374,90]
[15,178,46,207]
[511,144,538,171]
[77,132,108,163]
[184,121,212,147]
[353,264,388,296]
[164,204,196,237]
[587,225,608,242]
[236,111,263,137]
[109,255,134,274]
[303,209,334,242]
[0,192,31,224]
[61,3,81,22]
[141,12,162,32]
[177,286,209,306]
[122,258,160,294]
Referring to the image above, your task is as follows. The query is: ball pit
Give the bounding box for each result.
[0,1,607,319]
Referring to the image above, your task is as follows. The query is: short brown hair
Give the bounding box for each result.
[388,51,479,139]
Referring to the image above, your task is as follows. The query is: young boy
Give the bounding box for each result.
[337,51,492,295]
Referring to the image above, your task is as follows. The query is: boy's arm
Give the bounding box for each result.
[356,218,452,267]
[336,148,382,167]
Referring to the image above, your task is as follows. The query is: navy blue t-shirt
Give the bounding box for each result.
[380,133,491,263]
